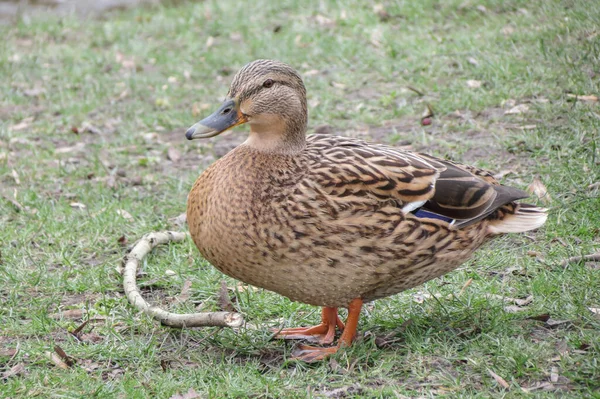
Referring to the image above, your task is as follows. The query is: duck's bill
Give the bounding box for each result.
[185,99,248,140]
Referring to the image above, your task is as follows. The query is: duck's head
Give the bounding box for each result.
[186,59,308,153]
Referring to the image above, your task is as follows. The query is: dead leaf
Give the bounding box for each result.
[505,104,529,114]
[206,36,215,48]
[328,357,343,373]
[10,117,33,132]
[23,87,46,97]
[421,103,435,126]
[70,202,86,210]
[488,369,510,389]
[115,52,136,70]
[47,351,69,369]
[117,235,128,246]
[370,26,384,48]
[167,147,181,162]
[493,169,515,180]
[567,93,598,102]
[0,348,17,358]
[515,295,534,306]
[587,307,600,316]
[80,332,104,343]
[527,177,552,204]
[501,25,515,35]
[54,346,74,367]
[413,291,432,303]
[173,280,192,304]
[546,319,570,328]
[315,14,336,28]
[466,79,483,88]
[70,319,91,337]
[467,57,479,66]
[522,382,555,392]
[1,363,25,379]
[373,4,390,21]
[550,367,559,383]
[81,121,102,135]
[375,319,413,348]
[230,282,258,293]
[457,278,473,296]
[519,124,537,130]
[11,169,20,185]
[303,69,320,76]
[168,388,202,399]
[322,384,363,398]
[486,294,533,307]
[168,213,187,228]
[527,313,550,322]
[55,142,86,154]
[218,280,235,312]
[308,98,320,108]
[116,209,134,222]
[51,308,85,320]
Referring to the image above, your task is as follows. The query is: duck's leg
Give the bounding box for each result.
[273,307,344,345]
[292,298,363,362]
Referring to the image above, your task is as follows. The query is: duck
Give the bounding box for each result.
[185,59,547,362]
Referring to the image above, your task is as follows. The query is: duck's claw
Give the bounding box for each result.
[291,344,339,363]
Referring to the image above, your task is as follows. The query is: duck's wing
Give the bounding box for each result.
[416,154,529,227]
[305,134,444,206]
[305,134,528,228]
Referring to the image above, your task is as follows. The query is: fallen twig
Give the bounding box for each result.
[488,368,510,389]
[122,231,244,328]
[560,252,600,267]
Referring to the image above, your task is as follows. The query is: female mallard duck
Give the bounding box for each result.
[185,59,547,361]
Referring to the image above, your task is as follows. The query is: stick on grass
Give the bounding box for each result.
[122,231,244,328]
[560,252,600,267]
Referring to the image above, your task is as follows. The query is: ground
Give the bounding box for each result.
[1,0,599,398]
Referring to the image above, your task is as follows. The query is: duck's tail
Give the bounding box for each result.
[487,203,548,235]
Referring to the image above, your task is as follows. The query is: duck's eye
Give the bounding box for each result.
[262,79,274,88]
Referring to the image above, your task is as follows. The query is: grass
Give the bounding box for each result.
[1,0,599,397]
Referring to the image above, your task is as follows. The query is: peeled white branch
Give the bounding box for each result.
[560,252,600,267]
[122,231,244,328]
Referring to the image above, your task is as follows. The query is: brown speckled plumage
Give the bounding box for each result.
[185,60,547,360]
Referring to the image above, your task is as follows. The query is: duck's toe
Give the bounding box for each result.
[291,344,340,362]
[272,323,336,344]
[272,306,343,345]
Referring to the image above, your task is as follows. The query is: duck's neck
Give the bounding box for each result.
[244,115,306,155]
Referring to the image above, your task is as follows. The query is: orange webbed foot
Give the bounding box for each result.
[273,307,343,344]
[288,298,363,362]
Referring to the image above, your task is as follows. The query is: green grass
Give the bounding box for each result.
[1,0,599,397]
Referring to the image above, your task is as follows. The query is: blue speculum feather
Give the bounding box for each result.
[413,209,455,224]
